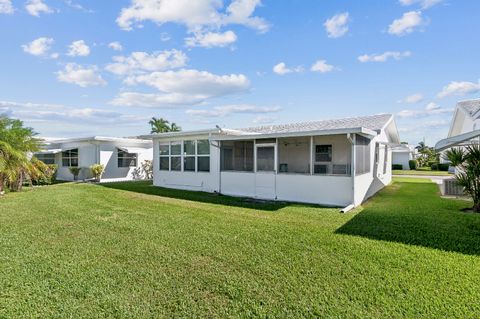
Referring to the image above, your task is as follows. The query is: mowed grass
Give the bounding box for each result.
[392,169,451,176]
[1,179,480,318]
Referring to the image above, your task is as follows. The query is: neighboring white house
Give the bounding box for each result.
[436,99,480,155]
[143,114,400,208]
[392,145,416,170]
[35,136,153,182]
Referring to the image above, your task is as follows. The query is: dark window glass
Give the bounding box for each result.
[35,154,56,165]
[314,164,328,174]
[171,157,181,171]
[171,142,181,155]
[197,140,210,155]
[118,149,137,167]
[184,156,195,171]
[159,157,169,171]
[61,149,78,167]
[159,144,169,155]
[197,157,210,172]
[184,141,195,155]
[315,145,332,162]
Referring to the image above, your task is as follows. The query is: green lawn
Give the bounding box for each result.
[1,179,480,318]
[393,169,451,176]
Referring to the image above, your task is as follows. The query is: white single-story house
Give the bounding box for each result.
[436,99,480,154]
[392,145,416,170]
[35,136,153,182]
[143,114,400,208]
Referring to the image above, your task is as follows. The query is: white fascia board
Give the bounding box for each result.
[435,129,480,151]
[51,136,151,145]
[141,129,220,140]
[211,127,377,141]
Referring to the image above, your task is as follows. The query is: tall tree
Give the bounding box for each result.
[0,116,42,193]
[169,122,181,132]
[149,117,171,134]
[149,117,182,133]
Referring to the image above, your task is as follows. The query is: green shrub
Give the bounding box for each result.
[408,159,417,170]
[69,167,82,180]
[438,163,450,171]
[427,160,439,168]
[90,164,104,182]
[431,163,439,171]
[392,164,403,170]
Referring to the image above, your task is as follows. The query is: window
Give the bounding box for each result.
[118,149,137,167]
[62,149,78,167]
[158,139,210,172]
[315,145,332,162]
[314,164,328,174]
[221,141,254,172]
[183,141,195,171]
[355,135,371,175]
[197,140,210,172]
[170,142,181,171]
[35,154,55,165]
[159,143,170,171]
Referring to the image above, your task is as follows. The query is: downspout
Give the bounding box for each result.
[342,133,356,213]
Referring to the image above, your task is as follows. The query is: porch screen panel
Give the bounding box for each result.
[355,135,371,175]
[221,141,253,171]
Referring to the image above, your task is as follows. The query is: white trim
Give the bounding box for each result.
[435,129,480,151]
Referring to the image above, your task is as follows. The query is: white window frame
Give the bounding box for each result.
[158,140,210,173]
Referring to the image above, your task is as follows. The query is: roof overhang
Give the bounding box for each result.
[211,127,378,141]
[118,146,150,154]
[435,129,480,151]
[48,136,151,145]
[35,149,63,155]
[141,129,221,140]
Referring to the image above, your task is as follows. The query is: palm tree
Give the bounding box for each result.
[0,116,42,193]
[445,146,480,212]
[416,141,427,152]
[170,122,181,132]
[149,117,170,134]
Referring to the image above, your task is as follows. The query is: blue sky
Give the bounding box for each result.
[0,0,479,145]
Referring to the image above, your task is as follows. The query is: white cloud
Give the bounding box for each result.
[113,69,250,107]
[186,104,281,117]
[25,0,53,16]
[22,37,58,58]
[388,11,424,36]
[358,51,411,63]
[160,32,171,41]
[399,0,442,9]
[310,60,335,73]
[125,69,250,98]
[57,63,107,87]
[116,0,269,33]
[437,80,480,98]
[64,0,93,12]
[185,30,237,48]
[400,93,424,104]
[324,12,349,38]
[105,50,187,75]
[397,102,452,118]
[273,62,303,75]
[0,0,14,14]
[108,41,123,51]
[425,102,440,111]
[67,40,90,57]
[110,92,204,108]
[0,100,146,126]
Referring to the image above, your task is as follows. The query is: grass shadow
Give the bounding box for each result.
[98,180,321,212]
[336,178,480,256]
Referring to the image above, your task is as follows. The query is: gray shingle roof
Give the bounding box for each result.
[235,114,393,135]
[458,99,480,116]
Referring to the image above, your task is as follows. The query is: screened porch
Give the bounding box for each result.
[219,134,372,177]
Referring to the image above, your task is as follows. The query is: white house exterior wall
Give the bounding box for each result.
[392,151,411,170]
[55,142,97,181]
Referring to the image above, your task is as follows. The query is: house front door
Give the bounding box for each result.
[255,144,276,200]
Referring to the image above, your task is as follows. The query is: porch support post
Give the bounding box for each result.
[310,136,314,175]
[253,139,257,173]
[275,138,278,174]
